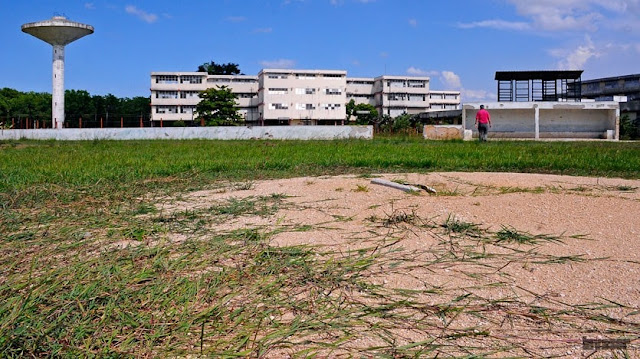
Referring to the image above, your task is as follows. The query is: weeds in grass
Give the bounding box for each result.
[353,184,369,192]
[231,181,254,191]
[613,185,637,192]
[1,139,639,357]
[495,225,563,245]
[441,214,482,237]
[209,194,285,217]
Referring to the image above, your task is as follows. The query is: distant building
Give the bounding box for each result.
[581,74,640,120]
[150,69,460,125]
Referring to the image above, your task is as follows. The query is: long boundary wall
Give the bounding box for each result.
[463,102,619,140]
[0,126,373,141]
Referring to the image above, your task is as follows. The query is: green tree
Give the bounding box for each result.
[345,99,356,122]
[352,103,378,125]
[65,89,94,119]
[197,61,242,75]
[195,86,243,126]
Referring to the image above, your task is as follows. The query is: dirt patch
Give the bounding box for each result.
[159,172,640,357]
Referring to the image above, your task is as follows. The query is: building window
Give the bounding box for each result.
[296,73,316,79]
[444,94,458,100]
[156,75,178,84]
[321,103,341,110]
[180,91,200,99]
[232,78,258,83]
[180,75,203,84]
[268,88,288,95]
[408,80,426,88]
[268,103,289,110]
[237,93,257,99]
[180,106,196,114]
[348,80,374,86]
[348,94,374,99]
[387,80,406,88]
[604,81,619,90]
[325,88,342,95]
[156,106,178,114]
[295,88,317,95]
[430,93,444,99]
[388,93,407,101]
[267,74,288,79]
[323,74,343,78]
[296,103,316,110]
[586,83,600,92]
[408,95,426,102]
[157,91,178,99]
[624,78,640,89]
[207,78,232,83]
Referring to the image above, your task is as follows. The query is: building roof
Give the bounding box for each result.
[581,73,640,84]
[495,70,583,81]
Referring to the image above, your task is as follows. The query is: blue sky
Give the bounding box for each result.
[1,0,639,101]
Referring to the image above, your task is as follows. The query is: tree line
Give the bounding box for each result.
[0,88,150,127]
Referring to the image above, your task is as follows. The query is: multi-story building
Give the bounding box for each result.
[581,74,640,121]
[150,69,461,125]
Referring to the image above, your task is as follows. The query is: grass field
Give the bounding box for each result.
[1,138,639,357]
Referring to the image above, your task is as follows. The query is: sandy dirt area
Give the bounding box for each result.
[160,172,640,357]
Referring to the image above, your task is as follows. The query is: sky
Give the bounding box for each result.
[1,0,639,101]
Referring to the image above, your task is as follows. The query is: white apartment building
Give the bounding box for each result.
[150,69,460,124]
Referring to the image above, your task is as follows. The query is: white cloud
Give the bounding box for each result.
[457,19,531,31]
[125,5,158,24]
[552,36,600,69]
[260,59,296,69]
[463,1,640,33]
[462,89,497,102]
[504,0,638,32]
[254,27,273,33]
[408,18,417,27]
[406,67,427,76]
[85,3,95,10]
[441,71,462,89]
[406,67,439,77]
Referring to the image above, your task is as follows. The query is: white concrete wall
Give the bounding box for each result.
[0,126,373,141]
[463,102,619,140]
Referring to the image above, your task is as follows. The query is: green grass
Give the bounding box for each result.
[1,138,639,357]
[1,139,639,198]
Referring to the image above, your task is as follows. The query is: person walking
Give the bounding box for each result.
[475,104,491,142]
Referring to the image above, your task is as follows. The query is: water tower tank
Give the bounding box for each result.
[22,16,94,129]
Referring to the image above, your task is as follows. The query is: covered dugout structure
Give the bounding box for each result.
[496,70,582,102]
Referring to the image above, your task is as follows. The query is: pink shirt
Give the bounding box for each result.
[476,109,491,124]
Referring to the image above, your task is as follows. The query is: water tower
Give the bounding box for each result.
[22,16,94,129]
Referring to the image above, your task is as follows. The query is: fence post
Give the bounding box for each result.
[79,117,82,129]
[140,116,143,128]
[160,118,163,128]
[120,116,123,128]
[100,117,103,129]
[26,118,29,129]
[11,118,14,129]
[201,118,204,126]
